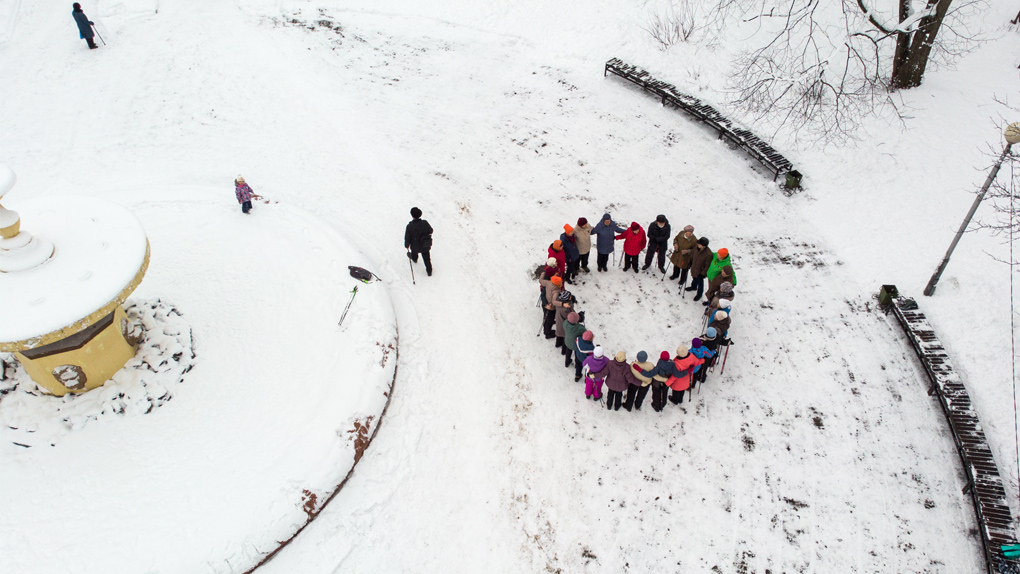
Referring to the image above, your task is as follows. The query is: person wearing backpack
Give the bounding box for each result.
[666,346,704,405]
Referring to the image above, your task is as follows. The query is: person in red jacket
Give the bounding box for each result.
[615,222,646,273]
[547,240,566,276]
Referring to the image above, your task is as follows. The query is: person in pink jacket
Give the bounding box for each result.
[615,222,646,273]
[667,345,704,405]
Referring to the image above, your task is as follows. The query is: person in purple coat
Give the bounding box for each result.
[235,176,254,214]
[582,346,609,400]
[603,351,639,411]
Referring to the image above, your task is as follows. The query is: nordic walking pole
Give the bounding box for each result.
[661,250,672,281]
[92,24,106,46]
[337,286,359,327]
[407,251,416,285]
[720,343,731,374]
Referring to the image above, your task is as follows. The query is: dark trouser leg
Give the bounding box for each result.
[574,352,584,379]
[656,245,667,271]
[669,264,681,280]
[643,248,655,268]
[635,385,649,409]
[409,248,419,263]
[652,383,668,411]
[87,37,97,49]
[580,252,590,271]
[669,388,682,404]
[421,249,432,275]
[597,253,609,272]
[567,259,579,281]
[564,347,573,367]
[692,276,705,300]
[608,390,622,410]
[623,384,637,411]
[626,254,638,272]
[242,200,252,213]
[543,311,556,338]
[679,267,690,286]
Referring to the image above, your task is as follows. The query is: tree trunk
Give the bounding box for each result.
[890,0,953,89]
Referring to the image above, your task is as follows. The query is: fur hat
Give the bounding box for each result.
[547,257,557,267]
[582,330,594,341]
[553,240,563,250]
[676,345,689,357]
[235,176,245,184]
[715,310,728,320]
[557,290,571,302]
[692,338,702,348]
[720,281,733,293]
[717,248,729,259]
[637,351,648,363]
[705,327,718,338]
[684,225,694,233]
[719,299,731,309]
[551,276,563,286]
[410,207,423,219]
[698,237,709,246]
[577,217,588,227]
[660,351,670,361]
[656,214,666,223]
[615,351,627,361]
[593,346,604,358]
[567,312,579,324]
[564,224,574,234]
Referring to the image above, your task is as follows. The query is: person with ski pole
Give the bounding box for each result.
[669,225,698,284]
[665,345,704,405]
[581,345,610,401]
[624,351,655,411]
[574,217,594,272]
[591,213,625,272]
[539,272,563,339]
[560,224,581,284]
[687,237,713,301]
[547,239,566,277]
[405,207,434,277]
[642,215,671,274]
[71,3,98,50]
[234,176,254,214]
[603,351,639,411]
[562,312,584,371]
[688,338,716,392]
[704,248,736,306]
[573,329,596,383]
[700,327,722,374]
[638,351,679,412]
[553,289,573,353]
[616,222,646,273]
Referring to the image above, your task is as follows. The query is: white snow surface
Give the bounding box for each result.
[2,0,1019,572]
[0,196,147,342]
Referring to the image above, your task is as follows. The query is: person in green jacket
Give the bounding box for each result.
[705,248,737,306]
[563,312,587,370]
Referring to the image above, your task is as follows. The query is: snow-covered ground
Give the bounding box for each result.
[1,0,1019,572]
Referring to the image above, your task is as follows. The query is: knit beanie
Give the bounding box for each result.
[631,222,640,231]
[593,346,604,358]
[410,207,422,219]
[676,345,689,357]
[691,338,702,348]
[577,217,588,227]
[567,312,579,324]
[637,351,648,362]
[235,176,245,184]
[547,257,557,266]
[715,310,728,320]
[615,351,627,361]
[564,224,574,234]
[717,248,729,259]
[705,327,717,338]
[582,330,594,341]
[659,351,670,361]
[698,237,709,246]
[553,240,563,250]
[557,290,571,302]
[551,276,563,286]
[720,281,733,293]
[684,225,694,233]
[719,299,731,309]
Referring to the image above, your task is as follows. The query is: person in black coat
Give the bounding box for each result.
[642,214,671,273]
[72,3,97,50]
[405,207,434,276]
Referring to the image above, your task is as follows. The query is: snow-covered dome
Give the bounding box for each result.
[0,193,149,350]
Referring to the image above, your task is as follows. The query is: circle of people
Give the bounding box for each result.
[538,213,736,413]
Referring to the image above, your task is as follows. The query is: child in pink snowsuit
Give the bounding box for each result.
[582,346,610,400]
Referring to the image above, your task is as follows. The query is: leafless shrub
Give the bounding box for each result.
[643,0,703,48]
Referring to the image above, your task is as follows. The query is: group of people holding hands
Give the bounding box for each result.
[538,213,737,413]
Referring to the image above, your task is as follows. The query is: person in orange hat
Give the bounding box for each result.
[547,239,566,276]
[560,224,581,283]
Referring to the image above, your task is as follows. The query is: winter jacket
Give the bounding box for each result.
[73,9,94,39]
[405,219,434,251]
[604,358,639,392]
[592,213,625,255]
[631,360,655,387]
[575,223,594,255]
[576,337,595,357]
[666,354,704,391]
[539,278,562,309]
[690,244,713,278]
[235,183,253,204]
[641,357,679,383]
[547,244,566,275]
[690,346,716,372]
[616,224,647,256]
[706,255,736,285]
[563,320,586,353]
[700,334,721,353]
[707,314,731,338]
[670,232,699,268]
[560,233,581,262]
[555,303,572,337]
[706,267,736,303]
[583,354,610,380]
[647,219,671,248]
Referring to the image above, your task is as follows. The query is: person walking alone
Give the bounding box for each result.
[72,3,98,50]
[234,176,254,214]
[405,207,434,276]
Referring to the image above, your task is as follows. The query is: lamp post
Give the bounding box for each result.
[923,123,1020,296]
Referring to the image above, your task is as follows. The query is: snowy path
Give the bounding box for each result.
[0,1,1010,572]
